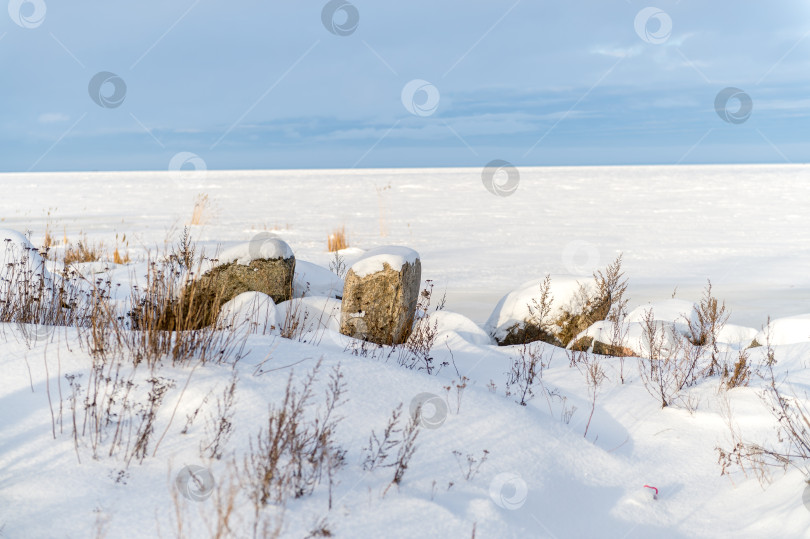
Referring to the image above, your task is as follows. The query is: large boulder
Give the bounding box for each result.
[484,275,607,347]
[178,237,295,328]
[339,246,421,345]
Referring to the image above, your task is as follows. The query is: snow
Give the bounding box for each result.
[217,291,277,333]
[349,246,420,278]
[625,299,697,326]
[214,237,294,267]
[432,310,494,347]
[575,299,763,355]
[1,165,810,537]
[276,296,343,335]
[293,259,344,298]
[3,165,809,327]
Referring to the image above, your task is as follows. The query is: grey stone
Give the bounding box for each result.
[177,248,295,329]
[197,256,295,306]
[340,250,421,345]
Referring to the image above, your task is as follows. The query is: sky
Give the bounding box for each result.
[1,0,809,172]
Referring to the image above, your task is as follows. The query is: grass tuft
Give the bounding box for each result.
[327,226,348,252]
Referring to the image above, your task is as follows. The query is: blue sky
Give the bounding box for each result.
[1,0,809,172]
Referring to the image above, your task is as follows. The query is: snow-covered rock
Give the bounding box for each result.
[572,319,680,358]
[217,291,277,333]
[185,238,296,316]
[484,275,596,345]
[754,314,810,346]
[575,308,758,357]
[0,228,52,287]
[432,310,493,346]
[340,246,421,344]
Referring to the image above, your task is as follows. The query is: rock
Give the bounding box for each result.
[196,257,295,305]
[573,319,682,359]
[625,299,697,339]
[178,237,295,328]
[485,275,607,347]
[592,340,637,357]
[498,322,562,347]
[568,335,593,352]
[340,246,421,345]
[569,335,637,357]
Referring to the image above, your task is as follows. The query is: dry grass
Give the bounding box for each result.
[43,229,55,251]
[244,360,347,512]
[717,352,810,485]
[169,362,351,538]
[393,281,445,374]
[189,193,214,226]
[39,208,58,259]
[45,230,131,266]
[686,280,730,376]
[123,254,248,367]
[64,234,105,265]
[0,240,88,338]
[327,227,348,252]
[112,233,131,265]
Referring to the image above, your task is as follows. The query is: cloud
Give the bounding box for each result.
[38,113,69,124]
[591,45,644,58]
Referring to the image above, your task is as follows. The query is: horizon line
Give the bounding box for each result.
[2,161,808,176]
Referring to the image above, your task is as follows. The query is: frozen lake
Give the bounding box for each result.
[3,163,809,328]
